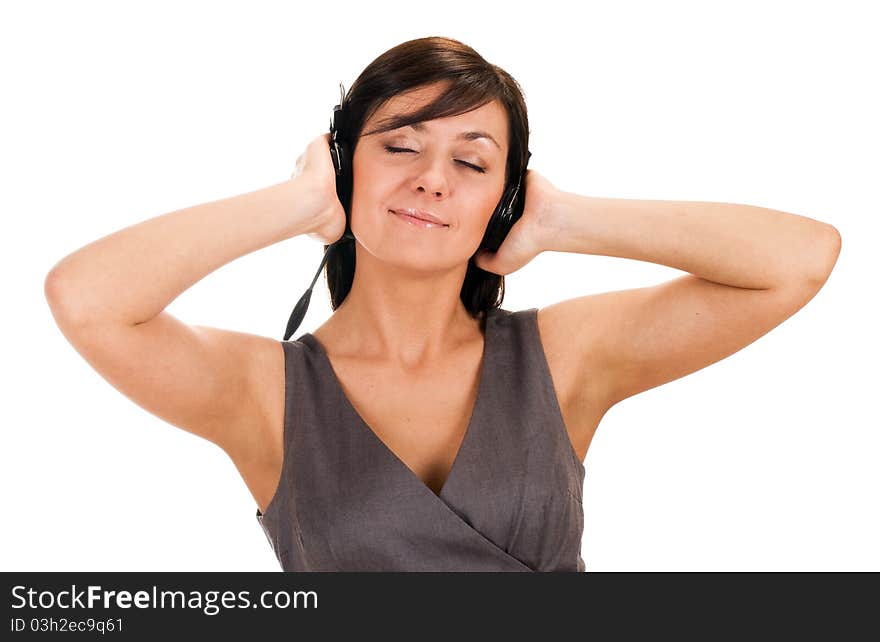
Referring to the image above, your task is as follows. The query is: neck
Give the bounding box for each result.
[324,244,483,369]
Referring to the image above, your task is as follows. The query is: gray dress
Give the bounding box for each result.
[256,306,587,571]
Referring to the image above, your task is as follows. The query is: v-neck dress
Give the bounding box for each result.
[255,306,587,572]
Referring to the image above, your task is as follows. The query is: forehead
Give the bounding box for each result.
[366,83,508,150]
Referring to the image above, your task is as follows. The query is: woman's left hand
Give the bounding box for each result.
[474,169,561,276]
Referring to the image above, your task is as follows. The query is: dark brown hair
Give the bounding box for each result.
[324,36,531,322]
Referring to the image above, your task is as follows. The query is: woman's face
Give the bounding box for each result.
[349,83,509,272]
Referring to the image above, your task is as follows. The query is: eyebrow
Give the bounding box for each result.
[407,122,501,150]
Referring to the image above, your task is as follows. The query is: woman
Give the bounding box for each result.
[44,36,841,572]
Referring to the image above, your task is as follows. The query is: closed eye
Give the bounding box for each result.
[383,145,486,174]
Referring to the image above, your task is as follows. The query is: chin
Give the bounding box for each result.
[374,246,464,274]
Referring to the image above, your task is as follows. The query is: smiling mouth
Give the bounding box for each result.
[389,210,449,227]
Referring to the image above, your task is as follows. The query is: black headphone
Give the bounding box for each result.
[282,82,532,341]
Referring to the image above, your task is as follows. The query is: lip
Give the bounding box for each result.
[389,208,448,226]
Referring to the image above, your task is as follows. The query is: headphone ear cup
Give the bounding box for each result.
[478,161,529,253]
[333,138,350,206]
[329,115,355,243]
[479,186,516,253]
[336,141,355,241]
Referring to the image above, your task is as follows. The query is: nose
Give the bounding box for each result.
[417,185,443,198]
[411,156,449,198]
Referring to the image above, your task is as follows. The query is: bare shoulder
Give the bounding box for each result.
[535,275,825,419]
[187,326,286,446]
[535,302,615,461]
[537,298,616,406]
[47,305,289,514]
[205,329,287,513]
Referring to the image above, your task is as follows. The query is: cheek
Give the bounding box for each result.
[349,171,383,219]
[475,189,504,228]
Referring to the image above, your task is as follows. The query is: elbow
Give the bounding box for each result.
[805,224,841,289]
[44,266,64,309]
[44,267,70,320]
[44,267,87,327]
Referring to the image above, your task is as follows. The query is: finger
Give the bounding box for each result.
[474,250,496,273]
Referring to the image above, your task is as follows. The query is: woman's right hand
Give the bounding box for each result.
[290,132,348,245]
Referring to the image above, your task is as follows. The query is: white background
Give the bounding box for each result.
[3,0,876,571]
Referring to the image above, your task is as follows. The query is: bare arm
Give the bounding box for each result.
[536,191,840,415]
[543,193,839,290]
[42,133,345,474]
[44,179,314,326]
